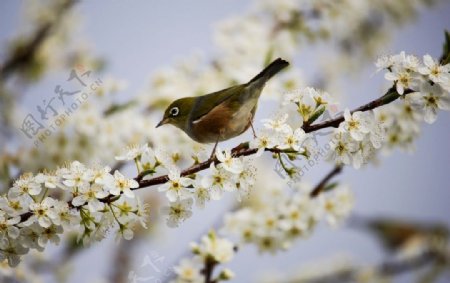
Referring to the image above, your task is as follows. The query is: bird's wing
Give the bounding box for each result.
[190,84,245,123]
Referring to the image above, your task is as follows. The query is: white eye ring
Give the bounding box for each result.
[170,107,180,116]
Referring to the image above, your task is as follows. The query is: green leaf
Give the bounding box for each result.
[323,182,339,193]
[306,105,326,125]
[103,100,137,116]
[381,89,401,104]
[264,47,275,66]
[439,30,450,65]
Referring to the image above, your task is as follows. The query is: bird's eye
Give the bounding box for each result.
[169,107,180,117]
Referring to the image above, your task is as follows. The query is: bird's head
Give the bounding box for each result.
[156,97,196,130]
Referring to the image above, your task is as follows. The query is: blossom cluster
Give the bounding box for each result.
[160,149,256,228]
[0,161,148,267]
[251,87,334,157]
[283,87,334,124]
[379,52,450,123]
[251,112,309,155]
[171,230,236,283]
[378,52,450,94]
[326,110,384,169]
[326,52,450,167]
[115,143,257,228]
[223,182,354,253]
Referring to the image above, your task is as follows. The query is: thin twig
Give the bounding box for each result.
[309,166,343,198]
[203,257,217,283]
[135,147,291,189]
[302,87,409,133]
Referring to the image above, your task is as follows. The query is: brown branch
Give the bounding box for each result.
[136,147,286,189]
[203,257,217,283]
[309,166,343,198]
[302,86,407,133]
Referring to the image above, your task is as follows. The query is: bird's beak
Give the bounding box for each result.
[156,118,168,128]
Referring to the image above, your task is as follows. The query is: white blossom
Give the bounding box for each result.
[0,196,29,216]
[61,161,90,190]
[418,54,450,84]
[408,83,450,124]
[216,147,244,174]
[234,163,256,202]
[280,126,307,151]
[204,164,236,200]
[250,129,277,156]
[117,220,134,240]
[173,259,203,283]
[318,186,354,227]
[115,143,149,161]
[342,109,371,141]
[23,197,56,228]
[375,55,394,72]
[327,131,358,166]
[35,172,60,189]
[72,183,108,212]
[158,168,193,202]
[385,66,420,94]
[0,241,28,267]
[48,201,78,228]
[192,176,211,208]
[191,231,235,264]
[161,198,193,228]
[262,113,291,133]
[10,173,42,198]
[0,212,20,239]
[105,170,138,198]
[37,225,63,247]
[352,139,375,169]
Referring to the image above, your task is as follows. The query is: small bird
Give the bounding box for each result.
[156,58,289,157]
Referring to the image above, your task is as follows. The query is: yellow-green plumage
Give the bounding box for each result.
[157,58,289,144]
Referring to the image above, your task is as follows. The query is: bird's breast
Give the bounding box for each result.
[188,99,257,143]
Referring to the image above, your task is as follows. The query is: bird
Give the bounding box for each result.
[156,58,289,158]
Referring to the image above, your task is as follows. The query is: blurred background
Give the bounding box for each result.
[1,0,450,282]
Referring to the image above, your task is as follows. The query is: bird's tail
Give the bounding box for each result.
[247,58,289,86]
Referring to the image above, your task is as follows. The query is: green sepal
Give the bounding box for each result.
[306,105,327,125]
[264,47,275,66]
[439,30,450,65]
[104,100,137,116]
[322,182,339,193]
